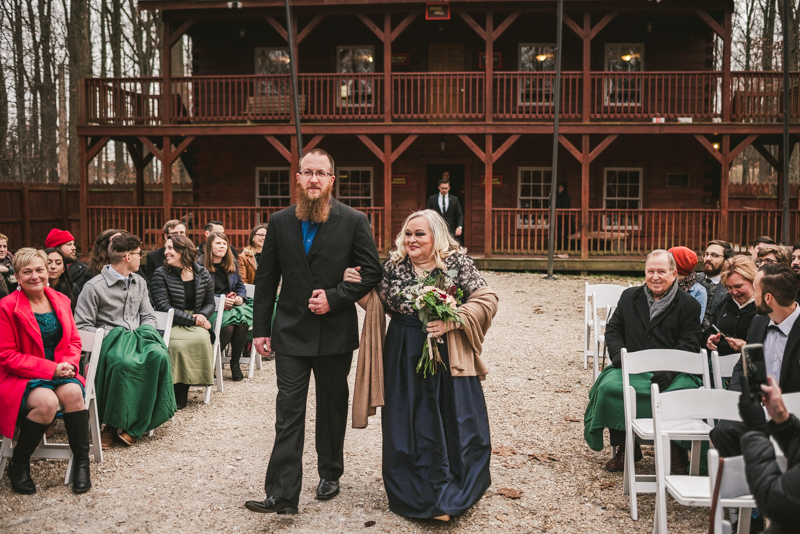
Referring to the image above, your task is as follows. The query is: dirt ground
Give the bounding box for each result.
[1,271,711,533]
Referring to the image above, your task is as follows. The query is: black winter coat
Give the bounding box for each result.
[701,294,757,356]
[68,260,90,292]
[729,313,800,394]
[740,414,800,534]
[605,284,702,368]
[149,263,216,327]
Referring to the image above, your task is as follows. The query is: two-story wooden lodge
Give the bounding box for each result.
[77,0,800,270]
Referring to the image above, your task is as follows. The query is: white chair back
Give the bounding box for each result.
[584,283,627,371]
[711,351,740,390]
[245,283,255,299]
[79,328,105,411]
[708,450,752,534]
[152,308,175,347]
[782,391,800,416]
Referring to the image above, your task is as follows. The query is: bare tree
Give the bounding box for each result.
[38,0,58,182]
[66,0,91,184]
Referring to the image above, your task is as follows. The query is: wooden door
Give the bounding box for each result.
[427,43,465,120]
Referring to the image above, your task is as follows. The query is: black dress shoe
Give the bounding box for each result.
[244,495,298,514]
[316,479,340,500]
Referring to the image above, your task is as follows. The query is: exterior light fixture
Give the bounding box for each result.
[440,135,447,153]
[621,54,632,62]
[536,54,548,62]
[712,143,720,150]
[367,56,373,63]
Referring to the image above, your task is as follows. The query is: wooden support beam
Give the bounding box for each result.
[693,135,724,164]
[720,135,730,241]
[139,136,164,162]
[484,134,493,258]
[694,9,725,38]
[391,13,417,42]
[162,20,171,125]
[265,16,288,41]
[493,11,521,41]
[162,135,172,222]
[357,134,385,161]
[722,9,732,122]
[563,12,584,38]
[456,10,487,41]
[143,152,155,168]
[491,134,520,162]
[384,12,392,123]
[753,144,780,169]
[558,135,583,162]
[485,11,493,123]
[304,134,325,153]
[79,137,88,253]
[581,135,589,260]
[125,140,145,206]
[265,135,291,162]
[290,136,299,205]
[728,135,758,162]
[391,134,418,163]
[169,136,195,165]
[589,11,618,40]
[383,134,392,254]
[297,14,326,44]
[86,136,111,163]
[357,13,384,41]
[582,11,591,122]
[167,18,196,48]
[588,134,618,163]
[458,134,486,162]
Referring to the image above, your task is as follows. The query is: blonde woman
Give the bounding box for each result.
[348,209,498,521]
[702,255,758,357]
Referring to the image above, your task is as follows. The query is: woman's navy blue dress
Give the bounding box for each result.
[378,254,491,519]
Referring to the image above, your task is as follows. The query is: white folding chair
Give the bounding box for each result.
[620,348,712,520]
[149,309,174,436]
[584,283,627,372]
[781,391,800,415]
[208,295,226,403]
[711,351,741,390]
[651,385,752,534]
[708,450,756,534]
[242,283,262,378]
[0,328,106,485]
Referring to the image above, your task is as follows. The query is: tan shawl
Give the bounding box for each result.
[352,286,499,429]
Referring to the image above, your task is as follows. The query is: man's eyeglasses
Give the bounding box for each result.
[128,251,145,257]
[703,252,723,259]
[300,170,333,178]
[755,258,777,266]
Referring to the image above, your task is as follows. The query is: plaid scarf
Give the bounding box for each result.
[677,272,699,294]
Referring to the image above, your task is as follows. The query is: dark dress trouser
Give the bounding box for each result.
[264,351,353,505]
[709,420,748,457]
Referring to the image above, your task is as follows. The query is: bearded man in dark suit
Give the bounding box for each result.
[426,174,464,239]
[245,148,381,515]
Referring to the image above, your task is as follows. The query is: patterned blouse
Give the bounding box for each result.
[35,311,63,361]
[378,253,487,315]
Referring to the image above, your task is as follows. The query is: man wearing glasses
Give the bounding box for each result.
[754,243,790,268]
[143,219,187,283]
[697,239,734,329]
[247,148,381,515]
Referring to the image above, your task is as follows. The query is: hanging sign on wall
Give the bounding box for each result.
[425,3,450,20]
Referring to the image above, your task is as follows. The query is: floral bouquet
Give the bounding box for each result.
[401,269,467,378]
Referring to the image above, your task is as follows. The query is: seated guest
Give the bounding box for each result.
[238,224,266,285]
[755,243,790,267]
[0,232,17,293]
[698,240,734,329]
[703,256,757,361]
[45,228,90,291]
[749,235,776,263]
[86,229,121,278]
[0,248,91,494]
[710,262,800,455]
[792,243,800,304]
[0,267,7,299]
[74,232,175,447]
[45,247,80,310]
[197,220,237,258]
[668,246,707,322]
[584,249,702,473]
[143,220,186,283]
[738,376,800,534]
[199,232,250,382]
[149,235,215,409]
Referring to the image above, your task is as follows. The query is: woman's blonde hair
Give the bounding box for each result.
[389,210,466,270]
[12,247,48,274]
[720,255,758,287]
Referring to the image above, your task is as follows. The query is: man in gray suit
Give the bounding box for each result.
[697,239,733,329]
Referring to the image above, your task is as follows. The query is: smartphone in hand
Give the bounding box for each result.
[741,343,768,400]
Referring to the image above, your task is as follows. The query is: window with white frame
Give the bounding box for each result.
[517,167,552,228]
[337,46,375,107]
[256,167,292,208]
[603,168,642,229]
[519,44,556,105]
[336,168,373,208]
[604,44,644,106]
[255,48,291,95]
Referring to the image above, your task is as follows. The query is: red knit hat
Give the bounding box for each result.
[668,246,697,276]
[45,228,76,249]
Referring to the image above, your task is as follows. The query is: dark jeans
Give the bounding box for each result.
[709,419,747,457]
[263,352,353,504]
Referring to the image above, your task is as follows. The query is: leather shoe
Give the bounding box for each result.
[670,443,689,475]
[101,426,116,449]
[118,431,137,446]
[604,442,643,472]
[316,478,340,500]
[245,495,298,514]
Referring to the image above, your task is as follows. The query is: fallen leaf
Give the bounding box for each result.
[492,445,517,458]
[364,520,376,527]
[564,416,581,422]
[528,453,559,462]
[501,463,522,469]
[497,487,523,499]
[496,514,507,523]
[599,482,615,489]
[555,390,572,393]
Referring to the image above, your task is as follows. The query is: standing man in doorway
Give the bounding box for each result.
[426,172,464,240]
[245,148,381,515]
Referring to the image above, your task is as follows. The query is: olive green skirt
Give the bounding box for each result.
[169,312,214,385]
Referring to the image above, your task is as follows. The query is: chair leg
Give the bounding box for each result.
[626,436,638,520]
[0,436,12,477]
[255,344,262,370]
[689,441,701,476]
[737,509,751,534]
[248,350,255,379]
[214,346,224,393]
[204,386,212,404]
[584,324,591,369]
[64,454,75,485]
[88,399,103,463]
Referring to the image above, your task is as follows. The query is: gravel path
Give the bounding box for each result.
[1,272,710,533]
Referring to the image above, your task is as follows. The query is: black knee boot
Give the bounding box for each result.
[63,410,92,494]
[8,417,49,494]
[174,383,190,409]
[230,354,244,381]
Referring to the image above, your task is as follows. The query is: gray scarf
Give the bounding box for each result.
[645,280,679,320]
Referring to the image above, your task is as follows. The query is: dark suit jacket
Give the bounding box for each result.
[426,194,464,234]
[697,272,730,316]
[68,260,90,292]
[252,199,381,356]
[729,312,800,394]
[605,284,702,368]
[143,247,167,283]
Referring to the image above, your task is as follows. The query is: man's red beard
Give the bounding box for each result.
[295,182,333,223]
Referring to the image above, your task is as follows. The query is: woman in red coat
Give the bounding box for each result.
[0,248,91,494]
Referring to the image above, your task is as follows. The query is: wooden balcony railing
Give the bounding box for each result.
[82,72,800,125]
[87,207,166,250]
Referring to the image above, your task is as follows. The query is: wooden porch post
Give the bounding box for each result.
[383,13,392,123]
[79,136,89,253]
[162,20,171,125]
[485,12,493,123]
[383,134,392,253]
[720,135,730,241]
[21,185,31,249]
[290,136,299,205]
[777,144,785,211]
[162,136,172,221]
[60,184,69,230]
[722,10,732,123]
[581,135,590,259]
[582,12,591,123]
[485,134,493,257]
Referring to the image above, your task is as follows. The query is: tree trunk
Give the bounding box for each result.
[762,0,777,70]
[67,0,92,184]
[12,0,27,181]
[777,0,799,70]
[0,32,8,180]
[26,0,42,182]
[58,63,68,184]
[111,0,125,182]
[39,0,58,183]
